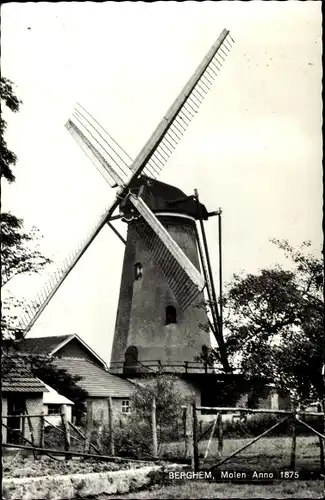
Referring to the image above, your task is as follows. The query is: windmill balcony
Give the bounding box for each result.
[109,360,222,376]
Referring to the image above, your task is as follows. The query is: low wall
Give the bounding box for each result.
[2,464,185,500]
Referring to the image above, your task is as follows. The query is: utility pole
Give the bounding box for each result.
[217,209,223,339]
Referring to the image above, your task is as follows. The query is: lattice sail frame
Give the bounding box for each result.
[16,29,234,335]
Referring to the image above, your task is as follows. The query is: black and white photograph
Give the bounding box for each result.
[1,1,323,499]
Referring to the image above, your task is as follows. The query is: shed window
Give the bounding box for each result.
[122,400,130,413]
[134,262,143,280]
[47,404,61,415]
[166,305,177,325]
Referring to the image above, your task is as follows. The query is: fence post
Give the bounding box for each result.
[68,421,100,454]
[204,416,218,460]
[96,410,104,452]
[317,403,325,473]
[151,397,158,459]
[24,405,36,459]
[182,407,186,439]
[217,412,223,457]
[185,404,193,460]
[84,401,92,453]
[61,405,71,460]
[108,397,115,456]
[40,412,45,450]
[192,401,199,471]
[290,411,297,470]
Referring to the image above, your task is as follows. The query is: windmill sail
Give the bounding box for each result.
[65,118,128,188]
[126,28,234,182]
[65,29,234,185]
[15,204,121,335]
[129,194,205,311]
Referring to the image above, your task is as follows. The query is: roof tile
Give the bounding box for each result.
[53,358,134,398]
[2,376,48,393]
[2,357,48,393]
[3,335,72,355]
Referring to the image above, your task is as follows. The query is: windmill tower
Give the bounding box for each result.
[111,176,212,374]
[15,29,235,402]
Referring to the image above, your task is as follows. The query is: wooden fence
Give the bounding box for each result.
[183,403,325,473]
[2,399,324,472]
[1,397,164,464]
[1,397,116,461]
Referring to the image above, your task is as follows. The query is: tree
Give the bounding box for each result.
[0,77,21,183]
[220,239,324,407]
[1,77,51,335]
[1,213,52,338]
[30,355,88,424]
[1,213,51,287]
[2,349,88,424]
[124,373,190,455]
[131,373,187,429]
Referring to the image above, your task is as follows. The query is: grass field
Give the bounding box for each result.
[99,480,323,499]
[161,434,321,473]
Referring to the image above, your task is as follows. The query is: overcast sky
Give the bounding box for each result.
[2,1,322,365]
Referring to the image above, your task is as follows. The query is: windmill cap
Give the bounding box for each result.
[129,175,209,220]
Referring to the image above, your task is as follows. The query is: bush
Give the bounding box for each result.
[101,421,153,459]
[214,414,324,439]
[44,425,65,450]
[159,418,185,444]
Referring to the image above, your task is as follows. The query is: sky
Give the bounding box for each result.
[1,1,322,366]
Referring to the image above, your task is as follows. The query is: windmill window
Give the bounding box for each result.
[121,400,130,413]
[166,306,177,325]
[134,263,143,280]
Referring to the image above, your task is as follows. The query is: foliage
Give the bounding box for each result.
[1,76,51,338]
[31,355,88,423]
[1,214,52,337]
[213,413,323,439]
[112,373,191,456]
[2,317,85,425]
[220,239,324,406]
[105,421,153,459]
[130,374,190,434]
[1,213,52,288]
[1,343,88,425]
[0,77,22,183]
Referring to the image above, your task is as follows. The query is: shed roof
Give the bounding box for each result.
[53,358,134,398]
[2,364,48,393]
[42,382,74,405]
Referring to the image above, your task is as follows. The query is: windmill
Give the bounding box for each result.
[14,29,235,376]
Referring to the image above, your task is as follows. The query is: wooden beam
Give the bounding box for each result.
[106,221,126,245]
[129,194,204,290]
[1,442,188,463]
[108,397,115,456]
[126,30,230,180]
[151,397,158,459]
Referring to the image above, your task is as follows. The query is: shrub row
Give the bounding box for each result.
[198,414,323,439]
